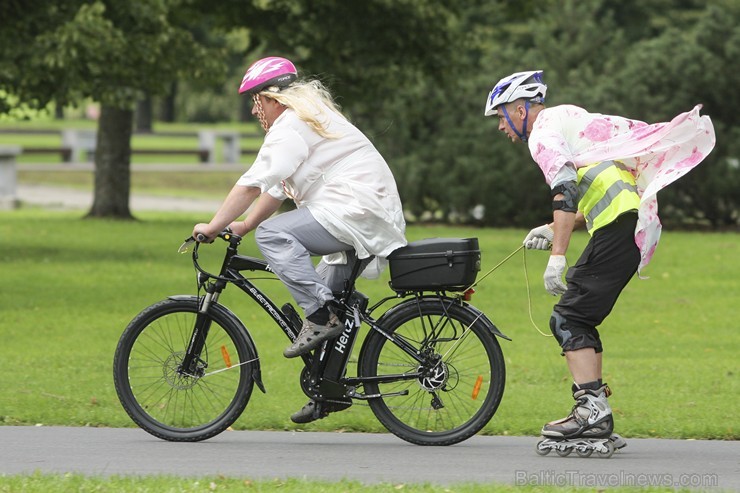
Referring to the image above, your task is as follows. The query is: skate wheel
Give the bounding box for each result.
[576,448,593,458]
[535,441,551,456]
[556,448,572,457]
[597,440,615,458]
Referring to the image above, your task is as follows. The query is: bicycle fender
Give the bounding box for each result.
[464,303,512,341]
[168,295,266,393]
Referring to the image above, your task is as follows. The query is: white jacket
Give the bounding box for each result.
[237,105,407,259]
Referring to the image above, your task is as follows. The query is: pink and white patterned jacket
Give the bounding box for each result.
[528,104,715,275]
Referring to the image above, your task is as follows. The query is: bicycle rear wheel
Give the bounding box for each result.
[360,298,505,445]
[113,298,255,441]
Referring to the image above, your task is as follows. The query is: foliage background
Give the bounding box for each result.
[1,0,738,226]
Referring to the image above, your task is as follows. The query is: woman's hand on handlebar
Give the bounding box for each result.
[192,223,219,243]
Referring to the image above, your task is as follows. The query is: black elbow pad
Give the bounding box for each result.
[551,181,578,213]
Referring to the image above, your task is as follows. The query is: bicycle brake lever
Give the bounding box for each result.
[178,237,196,254]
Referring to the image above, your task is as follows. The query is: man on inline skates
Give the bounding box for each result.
[484,70,714,454]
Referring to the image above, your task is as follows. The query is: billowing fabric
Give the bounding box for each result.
[528,104,715,273]
[236,103,407,259]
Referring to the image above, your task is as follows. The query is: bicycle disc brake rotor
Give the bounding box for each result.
[163,352,201,390]
[418,361,449,391]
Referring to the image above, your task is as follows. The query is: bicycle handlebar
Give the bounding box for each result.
[178,228,242,255]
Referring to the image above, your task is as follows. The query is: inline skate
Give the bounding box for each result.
[535,383,626,458]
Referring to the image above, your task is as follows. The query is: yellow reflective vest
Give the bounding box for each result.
[577,161,640,234]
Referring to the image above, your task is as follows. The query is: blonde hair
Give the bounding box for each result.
[260,80,345,138]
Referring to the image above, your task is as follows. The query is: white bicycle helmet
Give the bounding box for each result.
[484,70,547,116]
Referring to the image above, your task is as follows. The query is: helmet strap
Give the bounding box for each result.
[501,100,530,142]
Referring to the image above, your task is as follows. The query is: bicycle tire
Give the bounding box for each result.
[359,299,505,446]
[113,298,255,441]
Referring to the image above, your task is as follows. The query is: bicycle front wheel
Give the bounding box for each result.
[113,298,256,441]
[360,298,505,445]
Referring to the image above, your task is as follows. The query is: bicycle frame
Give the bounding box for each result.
[182,233,508,404]
[231,257,448,394]
[225,253,426,399]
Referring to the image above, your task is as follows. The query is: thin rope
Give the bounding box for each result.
[522,248,553,337]
[461,244,525,291]
[456,244,552,337]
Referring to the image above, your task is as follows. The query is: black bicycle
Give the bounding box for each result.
[113,231,509,446]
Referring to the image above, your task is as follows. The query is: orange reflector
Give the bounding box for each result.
[463,288,475,301]
[221,345,232,368]
[472,375,483,400]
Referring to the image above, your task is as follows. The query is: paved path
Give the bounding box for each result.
[17,183,221,213]
[0,427,737,489]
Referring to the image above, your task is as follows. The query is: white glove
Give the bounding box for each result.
[544,255,567,296]
[523,224,553,250]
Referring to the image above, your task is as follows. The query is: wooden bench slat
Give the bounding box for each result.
[22,147,73,161]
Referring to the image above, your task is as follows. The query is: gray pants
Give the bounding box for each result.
[254,207,364,317]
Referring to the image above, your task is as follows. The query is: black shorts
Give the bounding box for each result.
[553,212,641,352]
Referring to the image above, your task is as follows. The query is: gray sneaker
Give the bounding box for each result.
[290,398,352,424]
[283,314,344,358]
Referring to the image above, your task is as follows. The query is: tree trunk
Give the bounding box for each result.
[86,105,134,219]
[135,95,153,133]
[160,82,177,122]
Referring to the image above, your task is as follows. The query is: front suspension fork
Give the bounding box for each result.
[179,289,220,375]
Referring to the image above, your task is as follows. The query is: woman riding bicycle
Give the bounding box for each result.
[193,56,407,424]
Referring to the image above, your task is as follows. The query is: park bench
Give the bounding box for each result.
[131,148,210,163]
[19,146,208,163]
[5,129,261,164]
[0,146,21,209]
[21,146,74,162]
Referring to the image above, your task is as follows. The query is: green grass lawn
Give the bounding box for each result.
[0,208,736,492]
[0,209,737,440]
[0,474,703,493]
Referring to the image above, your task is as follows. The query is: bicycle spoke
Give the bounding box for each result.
[362,299,505,445]
[115,299,256,440]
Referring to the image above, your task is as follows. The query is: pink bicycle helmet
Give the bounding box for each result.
[238,56,297,95]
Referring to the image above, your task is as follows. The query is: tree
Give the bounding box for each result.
[2,0,736,227]
[199,0,468,220]
[1,0,226,218]
[2,0,463,219]
[605,2,740,228]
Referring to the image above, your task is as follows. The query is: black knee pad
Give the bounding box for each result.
[549,311,603,353]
